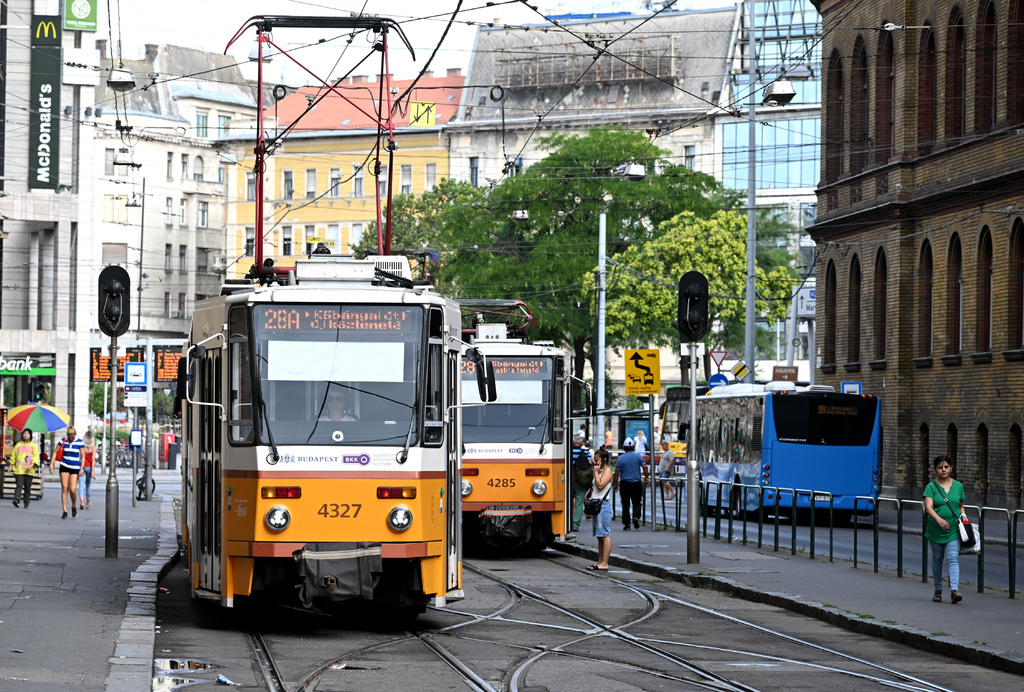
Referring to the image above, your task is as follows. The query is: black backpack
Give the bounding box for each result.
[572,447,593,484]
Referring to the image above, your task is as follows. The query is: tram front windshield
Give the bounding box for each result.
[462,357,551,444]
[253,304,423,446]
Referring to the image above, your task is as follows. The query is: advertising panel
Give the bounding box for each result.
[29,15,62,190]
[64,0,98,31]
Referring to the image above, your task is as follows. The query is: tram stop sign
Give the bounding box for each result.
[625,349,660,395]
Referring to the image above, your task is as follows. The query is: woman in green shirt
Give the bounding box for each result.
[923,455,965,604]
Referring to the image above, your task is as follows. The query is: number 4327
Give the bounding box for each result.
[318,503,362,518]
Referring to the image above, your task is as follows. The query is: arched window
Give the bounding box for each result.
[945,8,966,143]
[824,260,837,365]
[850,38,869,174]
[1011,0,1024,124]
[918,241,934,356]
[975,1,997,134]
[875,30,895,166]
[918,26,937,155]
[825,49,845,183]
[1011,424,1023,499]
[874,249,888,360]
[976,424,989,501]
[920,424,931,488]
[1011,220,1024,349]
[848,255,862,363]
[977,228,993,352]
[947,235,963,354]
[947,424,959,476]
[192,156,204,181]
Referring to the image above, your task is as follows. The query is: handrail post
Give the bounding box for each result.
[714,482,723,540]
[702,480,709,537]
[896,500,904,578]
[791,488,798,556]
[808,490,816,560]
[873,500,880,574]
[774,489,781,552]
[853,496,859,569]
[971,505,983,593]
[727,483,736,544]
[757,485,766,549]
[828,495,834,563]
[922,502,928,583]
[1012,510,1021,599]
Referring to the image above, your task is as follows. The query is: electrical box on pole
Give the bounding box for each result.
[677,271,709,342]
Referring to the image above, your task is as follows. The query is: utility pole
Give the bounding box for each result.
[744,0,758,382]
[596,213,607,443]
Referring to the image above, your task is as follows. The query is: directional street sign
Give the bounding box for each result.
[625,349,660,395]
[708,373,729,388]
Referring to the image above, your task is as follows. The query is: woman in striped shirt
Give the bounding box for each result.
[49,425,86,519]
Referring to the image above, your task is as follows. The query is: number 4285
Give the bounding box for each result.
[317,503,362,518]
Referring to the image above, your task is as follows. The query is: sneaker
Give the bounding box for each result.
[12,499,19,508]
[633,519,640,529]
[565,532,577,540]
[622,524,631,531]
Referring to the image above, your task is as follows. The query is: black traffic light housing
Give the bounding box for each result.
[33,381,48,402]
[98,265,132,337]
[677,270,709,342]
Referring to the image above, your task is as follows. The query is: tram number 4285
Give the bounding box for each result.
[487,478,516,488]
[317,503,363,518]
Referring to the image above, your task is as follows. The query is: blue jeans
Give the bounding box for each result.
[82,467,93,501]
[930,538,960,591]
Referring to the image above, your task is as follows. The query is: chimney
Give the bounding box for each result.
[422,70,433,79]
[145,44,159,62]
[95,39,107,56]
[351,75,367,84]
[447,68,461,78]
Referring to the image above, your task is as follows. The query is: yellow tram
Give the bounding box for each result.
[178,255,490,613]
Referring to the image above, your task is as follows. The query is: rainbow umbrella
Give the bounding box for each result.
[6,404,72,433]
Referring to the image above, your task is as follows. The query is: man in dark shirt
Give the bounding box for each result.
[613,437,648,530]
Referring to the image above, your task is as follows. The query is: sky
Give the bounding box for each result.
[98,0,730,86]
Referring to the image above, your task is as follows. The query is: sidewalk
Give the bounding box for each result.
[0,468,180,692]
[557,517,1024,674]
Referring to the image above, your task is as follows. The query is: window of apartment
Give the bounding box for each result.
[944,9,966,143]
[283,170,294,199]
[873,249,887,361]
[245,227,255,256]
[352,165,364,196]
[849,38,868,174]
[469,157,479,187]
[193,156,204,181]
[977,227,993,352]
[378,165,388,198]
[179,199,188,226]
[400,164,412,195]
[305,225,316,254]
[165,244,172,271]
[102,195,128,223]
[351,223,364,248]
[1011,0,1024,124]
[326,224,340,252]
[164,292,171,318]
[178,293,186,317]
[684,145,696,169]
[947,234,963,354]
[196,111,208,138]
[166,152,174,179]
[918,26,937,156]
[977,424,989,499]
[824,260,837,366]
[425,163,437,191]
[329,168,341,198]
[975,1,997,134]
[918,240,934,357]
[198,201,209,228]
[825,49,844,183]
[165,197,173,225]
[282,226,293,256]
[1011,425,1023,498]
[104,148,116,176]
[848,255,861,363]
[179,245,187,272]
[305,168,317,199]
[246,172,256,200]
[181,153,188,179]
[1011,220,1024,349]
[218,166,225,184]
[875,30,895,166]
[919,424,931,488]
[947,424,959,470]
[218,114,231,138]
[197,248,209,274]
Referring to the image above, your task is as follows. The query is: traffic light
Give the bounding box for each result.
[33,381,47,402]
[677,270,709,342]
[98,266,132,337]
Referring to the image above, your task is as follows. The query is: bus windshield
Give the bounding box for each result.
[772,393,878,446]
[252,304,424,446]
[462,356,551,444]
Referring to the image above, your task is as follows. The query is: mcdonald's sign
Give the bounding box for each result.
[29,16,61,190]
[31,15,61,46]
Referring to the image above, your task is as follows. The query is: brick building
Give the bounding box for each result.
[810,0,1024,507]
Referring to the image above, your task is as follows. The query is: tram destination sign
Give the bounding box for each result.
[259,306,416,333]
[462,357,549,377]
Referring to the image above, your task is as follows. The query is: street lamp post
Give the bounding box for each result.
[744,0,758,382]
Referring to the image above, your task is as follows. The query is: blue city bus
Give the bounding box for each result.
[667,382,882,522]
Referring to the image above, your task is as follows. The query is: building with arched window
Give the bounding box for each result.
[811,0,1024,508]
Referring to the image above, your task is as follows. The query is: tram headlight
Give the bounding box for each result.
[461,479,473,497]
[531,480,547,497]
[387,506,413,532]
[265,505,291,532]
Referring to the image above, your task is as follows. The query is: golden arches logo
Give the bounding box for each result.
[35,21,57,39]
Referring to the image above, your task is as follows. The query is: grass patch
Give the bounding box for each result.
[931,631,950,637]
[882,620,898,625]
[854,613,874,619]
[822,603,836,608]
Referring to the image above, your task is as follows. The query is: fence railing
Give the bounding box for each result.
[606,478,1024,598]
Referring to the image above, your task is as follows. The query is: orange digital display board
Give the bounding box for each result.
[258,306,416,332]
[155,351,182,382]
[462,357,549,376]
[90,348,144,382]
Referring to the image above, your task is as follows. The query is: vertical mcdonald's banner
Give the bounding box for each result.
[29,16,62,190]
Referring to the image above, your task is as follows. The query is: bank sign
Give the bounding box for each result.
[29,15,61,190]
[64,0,98,32]
[0,353,57,377]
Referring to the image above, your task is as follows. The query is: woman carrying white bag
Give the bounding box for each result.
[923,455,968,604]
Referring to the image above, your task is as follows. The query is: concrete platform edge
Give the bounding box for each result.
[551,541,1024,675]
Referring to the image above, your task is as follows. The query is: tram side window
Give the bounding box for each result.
[423,307,444,446]
[229,307,254,443]
[552,359,564,444]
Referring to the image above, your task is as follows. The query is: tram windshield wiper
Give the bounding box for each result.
[255,342,280,463]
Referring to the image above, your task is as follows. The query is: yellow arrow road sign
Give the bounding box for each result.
[625,349,660,395]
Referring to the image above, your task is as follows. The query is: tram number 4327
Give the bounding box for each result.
[487,478,516,488]
[317,504,363,518]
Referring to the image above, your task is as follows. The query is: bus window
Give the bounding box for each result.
[773,394,878,446]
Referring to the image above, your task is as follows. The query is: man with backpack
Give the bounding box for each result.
[569,435,593,536]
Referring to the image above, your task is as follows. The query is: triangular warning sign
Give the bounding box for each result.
[710,350,728,368]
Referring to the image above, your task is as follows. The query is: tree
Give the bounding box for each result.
[433,126,724,378]
[601,208,798,355]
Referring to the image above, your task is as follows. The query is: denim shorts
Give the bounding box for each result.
[592,497,612,537]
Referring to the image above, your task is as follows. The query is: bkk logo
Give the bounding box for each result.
[509,447,523,454]
[343,454,371,466]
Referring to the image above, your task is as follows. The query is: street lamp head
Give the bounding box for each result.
[512,209,530,223]
[106,68,136,93]
[614,163,646,182]
[762,80,797,107]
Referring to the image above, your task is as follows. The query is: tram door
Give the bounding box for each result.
[195,350,222,594]
[445,348,461,591]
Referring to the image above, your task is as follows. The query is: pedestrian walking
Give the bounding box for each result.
[587,448,613,571]
[50,425,86,519]
[613,437,649,530]
[80,431,96,510]
[569,435,593,535]
[923,454,965,604]
[657,438,676,500]
[10,428,40,509]
[634,430,647,456]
